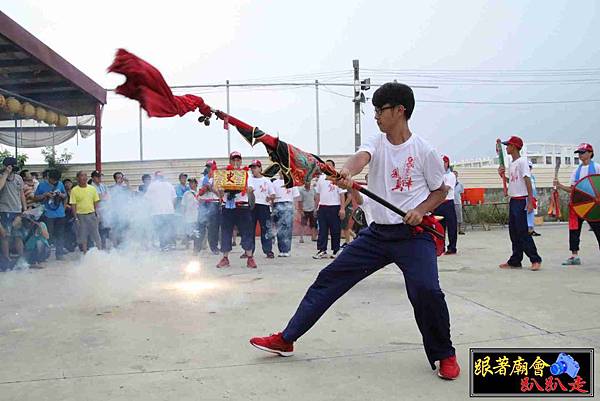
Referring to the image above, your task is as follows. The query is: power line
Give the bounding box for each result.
[419,99,600,105]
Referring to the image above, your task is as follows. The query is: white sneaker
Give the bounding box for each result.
[313,251,328,259]
[278,252,290,257]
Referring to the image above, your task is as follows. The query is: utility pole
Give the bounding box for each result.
[315,79,320,155]
[353,60,361,151]
[226,80,231,156]
[352,60,370,151]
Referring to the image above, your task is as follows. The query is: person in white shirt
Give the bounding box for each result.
[250,82,460,380]
[248,160,276,258]
[272,172,300,257]
[313,160,346,259]
[216,152,257,269]
[145,172,176,251]
[197,160,221,255]
[554,142,600,265]
[181,178,200,251]
[453,171,465,235]
[498,136,542,270]
[433,155,458,254]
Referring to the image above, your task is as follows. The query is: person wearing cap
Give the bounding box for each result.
[197,160,220,255]
[0,157,27,262]
[250,83,460,380]
[433,155,458,255]
[216,151,257,268]
[70,171,103,253]
[34,169,68,260]
[554,143,600,265]
[498,136,542,271]
[526,162,540,237]
[272,171,300,257]
[248,159,276,258]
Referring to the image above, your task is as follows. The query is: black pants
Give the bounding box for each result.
[569,217,600,252]
[434,200,457,253]
[221,207,253,253]
[508,198,542,266]
[317,205,341,253]
[283,223,455,369]
[44,216,65,258]
[198,202,220,252]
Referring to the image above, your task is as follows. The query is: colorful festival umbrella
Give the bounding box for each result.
[570,174,600,222]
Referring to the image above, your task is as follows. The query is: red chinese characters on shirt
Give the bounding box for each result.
[391,157,415,192]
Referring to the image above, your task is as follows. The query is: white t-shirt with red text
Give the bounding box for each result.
[272,179,300,203]
[315,175,346,206]
[248,176,275,205]
[508,156,531,197]
[358,133,445,224]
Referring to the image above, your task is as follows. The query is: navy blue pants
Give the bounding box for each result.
[198,202,220,252]
[273,202,294,253]
[252,204,273,255]
[317,205,341,253]
[282,223,455,369]
[434,200,457,253]
[508,198,542,266]
[220,207,253,253]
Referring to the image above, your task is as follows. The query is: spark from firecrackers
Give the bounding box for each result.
[169,280,219,294]
[184,260,201,275]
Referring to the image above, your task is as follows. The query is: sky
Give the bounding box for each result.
[2,0,599,165]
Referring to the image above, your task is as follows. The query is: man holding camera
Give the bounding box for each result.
[0,157,27,262]
[34,169,67,260]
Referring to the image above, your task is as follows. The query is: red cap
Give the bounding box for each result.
[442,155,450,164]
[501,136,523,150]
[229,151,242,159]
[249,159,262,168]
[575,143,593,154]
[205,159,216,166]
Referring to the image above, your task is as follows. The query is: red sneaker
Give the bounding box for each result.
[247,256,257,269]
[216,257,230,268]
[438,355,460,380]
[249,332,294,356]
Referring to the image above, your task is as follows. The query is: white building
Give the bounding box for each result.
[455,142,580,168]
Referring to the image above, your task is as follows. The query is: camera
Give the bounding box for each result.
[550,353,580,378]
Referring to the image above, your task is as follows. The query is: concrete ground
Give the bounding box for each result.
[0,223,598,401]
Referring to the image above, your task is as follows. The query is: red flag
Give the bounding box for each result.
[107,49,211,118]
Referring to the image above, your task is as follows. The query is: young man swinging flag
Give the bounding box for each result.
[249,83,460,380]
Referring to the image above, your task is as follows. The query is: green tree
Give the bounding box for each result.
[41,146,73,173]
[0,149,28,170]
